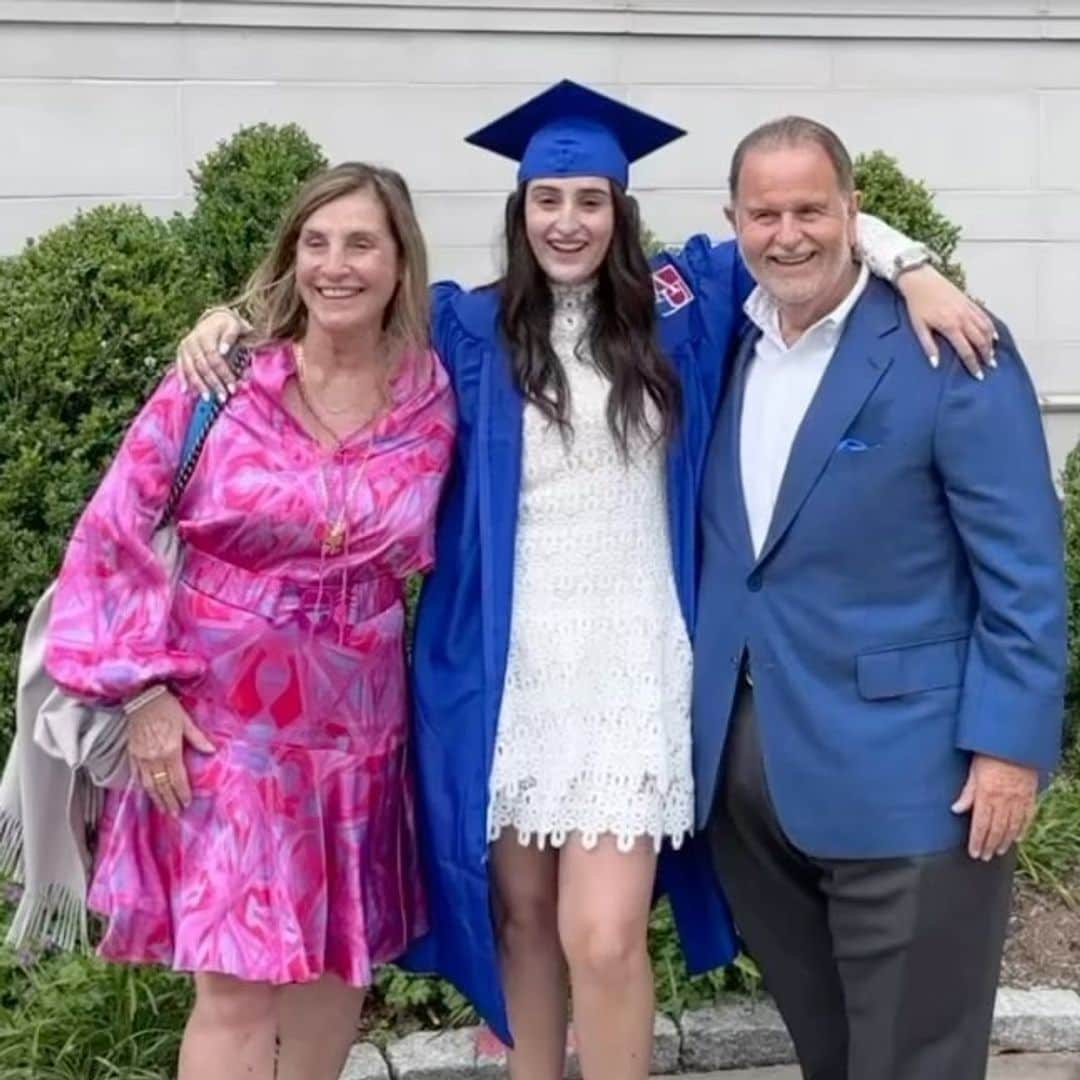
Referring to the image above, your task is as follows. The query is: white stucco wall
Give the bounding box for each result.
[2,1,1079,465]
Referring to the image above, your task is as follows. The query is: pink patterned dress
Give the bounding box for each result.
[45,341,455,987]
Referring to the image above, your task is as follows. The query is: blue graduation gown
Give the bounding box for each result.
[404,235,754,1043]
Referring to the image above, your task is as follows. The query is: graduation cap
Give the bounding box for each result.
[465,79,685,190]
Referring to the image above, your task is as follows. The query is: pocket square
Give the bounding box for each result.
[836,437,878,453]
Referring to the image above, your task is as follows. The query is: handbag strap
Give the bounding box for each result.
[159,344,251,526]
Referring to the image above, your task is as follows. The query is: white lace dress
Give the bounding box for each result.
[486,281,695,854]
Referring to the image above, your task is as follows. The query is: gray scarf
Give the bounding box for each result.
[0,530,180,950]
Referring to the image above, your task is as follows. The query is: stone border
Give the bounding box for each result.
[340,987,1080,1079]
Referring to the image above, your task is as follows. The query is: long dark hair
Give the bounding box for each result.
[498,181,680,458]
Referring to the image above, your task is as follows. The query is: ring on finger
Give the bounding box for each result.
[151,769,169,784]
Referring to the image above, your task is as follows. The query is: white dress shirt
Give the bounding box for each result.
[739,264,870,557]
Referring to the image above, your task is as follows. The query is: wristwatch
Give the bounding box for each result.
[892,245,932,280]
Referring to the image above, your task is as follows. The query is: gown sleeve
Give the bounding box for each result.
[856,211,928,282]
[428,280,466,377]
[44,371,207,704]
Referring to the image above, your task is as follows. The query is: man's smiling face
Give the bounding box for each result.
[727,140,860,314]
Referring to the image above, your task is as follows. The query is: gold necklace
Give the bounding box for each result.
[295,342,384,421]
[314,439,376,557]
[291,342,381,557]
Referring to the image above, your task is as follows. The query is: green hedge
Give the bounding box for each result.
[1061,443,1080,758]
[854,150,966,289]
[183,122,327,301]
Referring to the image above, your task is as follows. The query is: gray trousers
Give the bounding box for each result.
[705,687,1016,1080]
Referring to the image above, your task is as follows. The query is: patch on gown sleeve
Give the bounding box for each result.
[652,263,694,317]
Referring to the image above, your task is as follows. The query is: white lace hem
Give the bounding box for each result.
[487,775,694,855]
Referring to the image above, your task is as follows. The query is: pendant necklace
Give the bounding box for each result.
[315,453,372,557]
[294,342,379,557]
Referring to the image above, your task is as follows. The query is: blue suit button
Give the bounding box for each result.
[747,573,762,592]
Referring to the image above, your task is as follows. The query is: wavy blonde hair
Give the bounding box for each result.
[238,162,430,355]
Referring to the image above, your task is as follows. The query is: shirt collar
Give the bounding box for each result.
[252,338,427,409]
[744,261,870,352]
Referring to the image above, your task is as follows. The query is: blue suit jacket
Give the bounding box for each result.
[404,236,752,1042]
[693,275,1067,858]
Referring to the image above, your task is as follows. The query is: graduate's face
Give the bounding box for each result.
[294,188,401,337]
[727,141,860,314]
[524,177,615,286]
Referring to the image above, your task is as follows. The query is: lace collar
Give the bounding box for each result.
[549,279,597,317]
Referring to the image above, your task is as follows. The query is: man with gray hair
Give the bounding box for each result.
[692,116,1067,1078]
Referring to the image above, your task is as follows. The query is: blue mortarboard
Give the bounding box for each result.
[465,80,685,190]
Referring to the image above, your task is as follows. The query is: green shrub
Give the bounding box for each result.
[0,206,212,757]
[0,950,193,1079]
[1060,442,1080,763]
[640,225,664,258]
[1018,775,1080,895]
[184,122,328,300]
[647,900,760,1016]
[1017,441,1080,868]
[854,150,965,289]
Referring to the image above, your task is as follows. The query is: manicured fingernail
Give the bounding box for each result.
[930,354,940,369]
[227,382,237,394]
[217,390,227,404]
[201,390,211,402]
[988,353,998,368]
[993,329,1000,342]
[975,369,985,381]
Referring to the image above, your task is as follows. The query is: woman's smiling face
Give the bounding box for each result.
[294,188,401,337]
[523,176,615,286]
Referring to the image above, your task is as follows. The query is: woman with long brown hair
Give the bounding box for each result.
[43,162,454,1079]
[176,83,995,1079]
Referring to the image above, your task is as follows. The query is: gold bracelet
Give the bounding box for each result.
[122,684,168,717]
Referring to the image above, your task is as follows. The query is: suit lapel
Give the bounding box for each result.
[753,277,898,569]
[726,322,760,565]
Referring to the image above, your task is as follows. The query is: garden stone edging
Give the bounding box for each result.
[993,988,1080,1054]
[681,998,795,1070]
[342,1042,392,1080]
[340,987,1080,1079]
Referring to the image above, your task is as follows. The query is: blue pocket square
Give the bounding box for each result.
[836,437,877,453]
